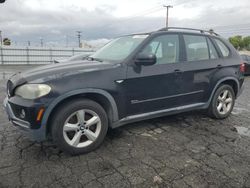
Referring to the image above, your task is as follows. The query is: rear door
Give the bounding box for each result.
[178,34,222,105]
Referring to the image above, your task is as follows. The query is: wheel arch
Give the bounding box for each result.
[218,79,238,96]
[204,76,240,108]
[41,89,119,137]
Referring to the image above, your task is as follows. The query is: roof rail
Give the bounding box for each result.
[158,27,219,36]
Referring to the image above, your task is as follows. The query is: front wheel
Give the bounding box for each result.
[51,99,108,155]
[208,84,235,119]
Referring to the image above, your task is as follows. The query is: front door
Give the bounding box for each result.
[123,34,183,116]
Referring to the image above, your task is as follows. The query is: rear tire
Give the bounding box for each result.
[51,99,108,155]
[207,84,235,119]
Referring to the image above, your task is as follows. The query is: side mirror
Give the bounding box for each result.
[135,53,156,66]
[0,0,6,3]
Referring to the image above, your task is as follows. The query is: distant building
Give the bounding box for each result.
[80,41,93,49]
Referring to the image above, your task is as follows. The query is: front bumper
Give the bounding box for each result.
[3,97,47,142]
[3,97,30,128]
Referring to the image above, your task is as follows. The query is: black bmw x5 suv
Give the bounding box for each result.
[4,27,245,155]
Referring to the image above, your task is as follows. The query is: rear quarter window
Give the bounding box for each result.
[207,38,219,59]
[214,38,230,57]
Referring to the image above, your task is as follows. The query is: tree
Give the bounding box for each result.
[229,36,244,50]
[229,35,250,50]
[3,38,11,46]
[243,36,250,50]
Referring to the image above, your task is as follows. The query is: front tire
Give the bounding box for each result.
[51,99,108,155]
[208,84,235,119]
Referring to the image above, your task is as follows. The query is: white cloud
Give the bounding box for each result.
[0,0,250,47]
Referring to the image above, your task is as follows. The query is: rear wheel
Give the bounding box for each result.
[208,84,235,119]
[51,99,108,155]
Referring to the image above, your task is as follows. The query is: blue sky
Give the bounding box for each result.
[0,0,250,47]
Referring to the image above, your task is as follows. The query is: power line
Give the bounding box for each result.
[215,27,250,31]
[102,7,163,30]
[123,6,163,19]
[116,7,163,22]
[212,23,250,29]
[123,1,185,20]
[218,30,250,35]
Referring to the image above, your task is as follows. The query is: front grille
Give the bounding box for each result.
[7,80,14,97]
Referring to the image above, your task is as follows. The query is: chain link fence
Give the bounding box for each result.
[0,46,94,65]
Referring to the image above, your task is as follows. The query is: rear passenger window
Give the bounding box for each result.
[184,35,209,61]
[214,39,230,57]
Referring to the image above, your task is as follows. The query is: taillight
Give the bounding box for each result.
[240,62,246,73]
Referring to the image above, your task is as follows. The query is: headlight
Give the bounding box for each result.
[15,84,51,99]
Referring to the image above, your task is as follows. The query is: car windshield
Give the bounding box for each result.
[90,34,149,62]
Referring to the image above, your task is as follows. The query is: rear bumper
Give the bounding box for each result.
[237,85,244,98]
[245,64,250,75]
[3,97,47,142]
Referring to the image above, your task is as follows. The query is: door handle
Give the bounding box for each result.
[217,64,222,68]
[174,69,183,73]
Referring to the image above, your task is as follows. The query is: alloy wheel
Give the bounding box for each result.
[63,109,101,148]
[216,89,233,115]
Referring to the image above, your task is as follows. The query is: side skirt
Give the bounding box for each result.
[111,103,205,128]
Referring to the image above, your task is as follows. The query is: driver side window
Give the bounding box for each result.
[141,34,179,64]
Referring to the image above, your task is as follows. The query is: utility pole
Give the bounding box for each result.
[65,35,68,48]
[76,31,82,48]
[163,5,173,28]
[0,30,2,46]
[40,37,43,47]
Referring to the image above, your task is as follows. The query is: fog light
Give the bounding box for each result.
[20,109,26,119]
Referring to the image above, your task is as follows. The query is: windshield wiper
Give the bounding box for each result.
[87,56,103,62]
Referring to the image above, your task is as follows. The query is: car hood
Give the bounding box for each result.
[7,60,118,94]
[20,60,117,82]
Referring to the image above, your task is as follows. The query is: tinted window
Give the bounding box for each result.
[214,39,230,57]
[241,55,247,61]
[142,35,179,64]
[149,41,163,59]
[247,55,250,62]
[207,38,218,59]
[184,35,209,61]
